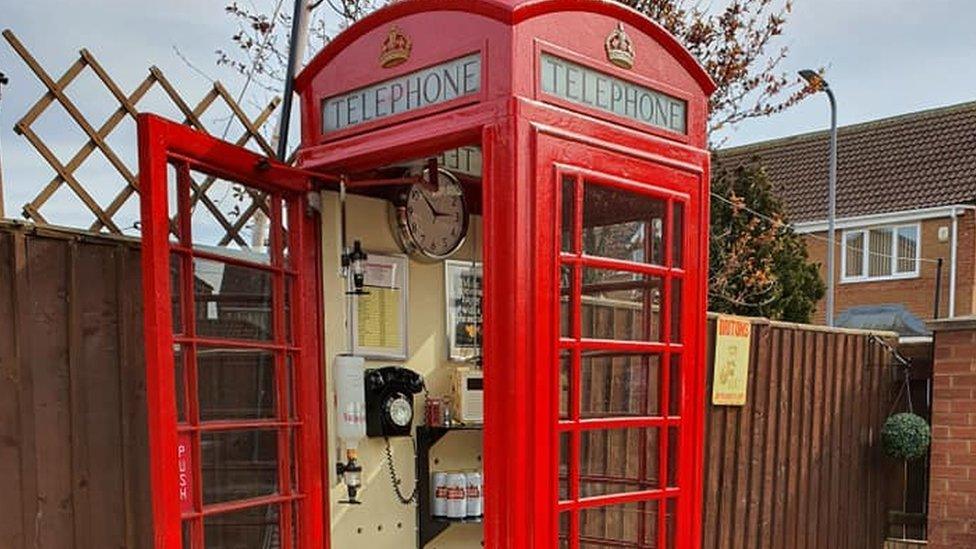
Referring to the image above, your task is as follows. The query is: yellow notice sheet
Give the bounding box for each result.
[712,315,752,406]
[356,287,402,350]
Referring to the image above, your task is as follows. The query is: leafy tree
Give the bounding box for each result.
[615,0,815,140]
[709,160,824,322]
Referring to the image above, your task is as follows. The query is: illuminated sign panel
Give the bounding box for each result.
[540,52,687,134]
[322,53,481,133]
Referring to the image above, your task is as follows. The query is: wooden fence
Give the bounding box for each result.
[0,222,151,548]
[701,317,899,549]
[0,223,901,547]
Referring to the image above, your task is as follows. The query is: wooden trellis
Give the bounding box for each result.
[2,29,281,246]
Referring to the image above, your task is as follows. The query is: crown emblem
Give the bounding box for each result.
[379,26,412,68]
[605,23,635,69]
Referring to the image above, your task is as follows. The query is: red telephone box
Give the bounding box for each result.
[138,1,714,548]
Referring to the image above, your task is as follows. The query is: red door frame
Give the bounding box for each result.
[531,124,708,549]
[138,113,330,548]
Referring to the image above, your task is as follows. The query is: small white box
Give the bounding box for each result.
[451,367,484,423]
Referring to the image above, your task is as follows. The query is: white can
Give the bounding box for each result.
[465,471,483,518]
[432,472,449,517]
[445,472,467,519]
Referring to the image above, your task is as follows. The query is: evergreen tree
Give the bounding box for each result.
[709,160,825,322]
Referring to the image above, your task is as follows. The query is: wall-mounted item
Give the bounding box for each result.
[712,315,752,406]
[333,354,367,504]
[451,367,484,424]
[349,253,409,359]
[391,167,470,261]
[364,366,425,437]
[445,260,483,362]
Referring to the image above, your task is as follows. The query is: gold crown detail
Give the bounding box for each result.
[605,23,635,69]
[380,26,412,68]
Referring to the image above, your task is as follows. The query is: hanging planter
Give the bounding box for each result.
[881,412,931,461]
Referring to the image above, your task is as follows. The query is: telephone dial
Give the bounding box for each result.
[365,366,425,438]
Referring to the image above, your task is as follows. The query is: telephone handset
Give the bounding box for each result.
[365,366,425,438]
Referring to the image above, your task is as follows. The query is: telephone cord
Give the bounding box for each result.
[384,436,419,504]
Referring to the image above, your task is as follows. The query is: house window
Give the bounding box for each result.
[842,224,919,281]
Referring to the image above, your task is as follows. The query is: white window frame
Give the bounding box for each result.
[840,222,921,283]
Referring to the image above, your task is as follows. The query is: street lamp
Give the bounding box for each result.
[799,69,838,327]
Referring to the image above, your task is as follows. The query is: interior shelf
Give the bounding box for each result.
[415,424,484,547]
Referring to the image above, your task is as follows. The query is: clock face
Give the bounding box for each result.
[394,169,469,260]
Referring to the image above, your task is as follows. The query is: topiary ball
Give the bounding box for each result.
[881,412,931,461]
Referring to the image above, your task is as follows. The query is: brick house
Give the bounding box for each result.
[717,101,976,338]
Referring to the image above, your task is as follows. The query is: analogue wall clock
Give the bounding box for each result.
[390,168,469,261]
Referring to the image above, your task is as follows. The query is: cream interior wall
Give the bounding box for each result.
[320,190,484,549]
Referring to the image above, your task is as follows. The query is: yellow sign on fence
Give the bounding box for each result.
[712,315,753,406]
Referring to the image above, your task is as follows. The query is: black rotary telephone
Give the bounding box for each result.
[364,366,425,438]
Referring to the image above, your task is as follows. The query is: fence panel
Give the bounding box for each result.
[701,317,898,549]
[0,222,151,548]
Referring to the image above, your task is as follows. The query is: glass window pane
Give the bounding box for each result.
[559,431,570,501]
[561,176,577,253]
[668,354,681,418]
[579,500,657,547]
[197,348,275,421]
[181,520,193,549]
[868,228,893,277]
[289,428,298,493]
[896,226,918,273]
[583,183,666,265]
[168,162,182,244]
[670,279,682,344]
[279,198,292,269]
[559,511,571,548]
[580,351,660,418]
[580,428,659,497]
[175,345,187,423]
[194,258,274,341]
[204,504,279,548]
[560,350,571,420]
[201,430,278,504]
[287,354,297,420]
[672,202,684,268]
[665,498,677,549]
[290,500,300,549]
[643,499,662,546]
[844,232,864,278]
[667,427,679,488]
[561,265,573,338]
[171,254,184,334]
[285,276,294,345]
[580,267,662,342]
[189,170,271,264]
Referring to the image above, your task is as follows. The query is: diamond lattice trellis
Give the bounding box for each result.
[3,29,281,246]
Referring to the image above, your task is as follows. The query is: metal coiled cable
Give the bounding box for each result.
[384,435,418,504]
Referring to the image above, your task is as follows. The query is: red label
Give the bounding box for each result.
[178,433,193,513]
[435,486,450,498]
[447,487,466,500]
[466,486,481,498]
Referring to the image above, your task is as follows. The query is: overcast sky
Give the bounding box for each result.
[1,0,975,227]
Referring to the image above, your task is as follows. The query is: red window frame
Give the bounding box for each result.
[138,114,329,549]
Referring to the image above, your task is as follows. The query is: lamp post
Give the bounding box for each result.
[799,69,837,327]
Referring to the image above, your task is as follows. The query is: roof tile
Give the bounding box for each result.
[715,101,976,223]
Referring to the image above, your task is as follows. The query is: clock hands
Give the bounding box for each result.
[420,190,453,219]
